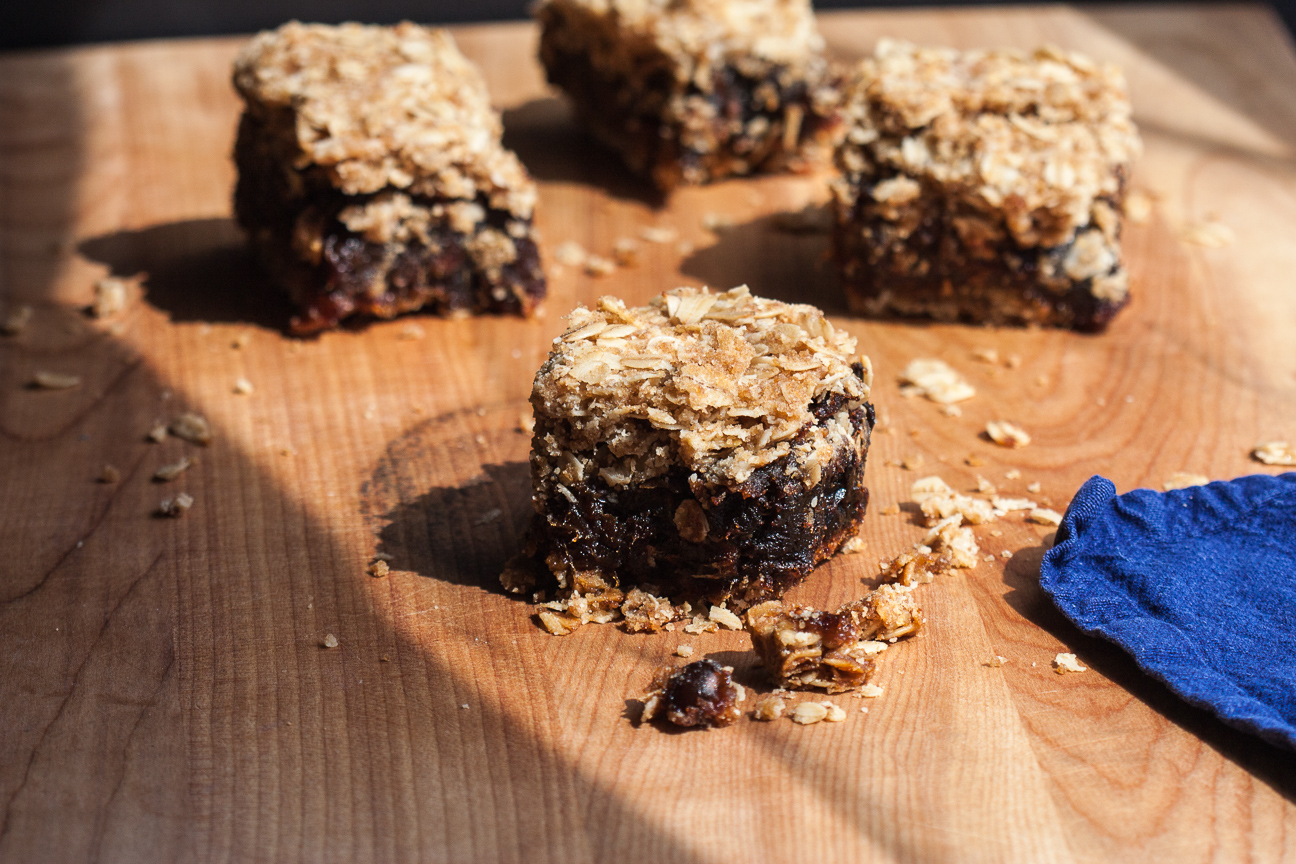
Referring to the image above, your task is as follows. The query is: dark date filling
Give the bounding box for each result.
[539,30,840,189]
[833,171,1129,332]
[233,110,544,335]
[642,659,742,728]
[530,399,874,607]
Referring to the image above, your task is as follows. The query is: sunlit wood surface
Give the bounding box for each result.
[1,6,1294,862]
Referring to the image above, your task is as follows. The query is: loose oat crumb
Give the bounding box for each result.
[1005,354,1023,369]
[858,683,883,698]
[322,633,339,649]
[941,404,962,417]
[612,238,640,266]
[993,496,1036,512]
[1251,441,1296,466]
[1163,472,1209,490]
[1181,221,1234,248]
[791,702,829,725]
[92,277,129,318]
[972,348,999,364]
[397,321,425,340]
[986,420,1031,448]
[822,702,846,722]
[368,560,390,578]
[2,304,33,335]
[1005,469,1022,480]
[984,655,1007,668]
[380,655,390,662]
[683,617,719,635]
[584,254,616,277]
[880,503,901,516]
[840,536,867,554]
[158,492,194,517]
[233,377,255,395]
[1027,481,1042,494]
[976,475,997,494]
[154,456,194,482]
[676,644,694,658]
[983,554,996,562]
[1124,190,1153,224]
[751,693,786,721]
[31,370,81,389]
[146,423,168,443]
[1000,550,1014,559]
[676,240,694,255]
[518,412,536,434]
[1053,652,1087,674]
[701,212,735,231]
[639,226,678,244]
[1028,507,1063,525]
[170,413,212,445]
[989,529,1004,537]
[709,605,743,631]
[99,464,121,484]
[231,332,251,350]
[898,358,976,404]
[901,454,924,471]
[965,454,985,467]
[553,241,587,267]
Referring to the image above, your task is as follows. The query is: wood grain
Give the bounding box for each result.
[2,6,1295,862]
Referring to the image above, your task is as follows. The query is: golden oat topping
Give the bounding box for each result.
[533,285,870,485]
[233,22,536,216]
[839,39,1141,246]
[537,0,825,76]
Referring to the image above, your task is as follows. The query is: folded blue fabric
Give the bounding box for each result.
[1040,473,1296,751]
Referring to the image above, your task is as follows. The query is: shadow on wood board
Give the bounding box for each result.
[1002,544,1296,803]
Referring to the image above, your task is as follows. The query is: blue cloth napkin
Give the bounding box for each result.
[1040,473,1296,751]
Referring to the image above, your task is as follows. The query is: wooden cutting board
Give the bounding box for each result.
[2,5,1294,862]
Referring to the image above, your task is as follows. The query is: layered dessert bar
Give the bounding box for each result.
[831,41,1141,330]
[535,0,845,190]
[232,22,545,334]
[504,285,874,611]
[746,584,922,692]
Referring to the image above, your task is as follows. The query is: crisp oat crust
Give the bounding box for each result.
[233,21,535,216]
[533,285,869,487]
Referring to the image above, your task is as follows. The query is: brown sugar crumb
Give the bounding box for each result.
[622,588,679,633]
[640,659,745,728]
[99,464,121,484]
[1053,652,1087,674]
[1180,221,1234,248]
[986,420,1031,448]
[747,588,920,693]
[321,633,340,649]
[170,413,212,445]
[92,277,129,318]
[2,304,33,336]
[368,560,391,578]
[1163,472,1208,490]
[639,226,678,244]
[158,492,195,517]
[1253,441,1296,466]
[154,456,194,482]
[751,693,786,721]
[612,238,641,267]
[1028,508,1063,527]
[898,358,976,404]
[31,370,81,390]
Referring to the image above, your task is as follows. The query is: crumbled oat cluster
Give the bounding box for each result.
[509,284,875,612]
[233,22,544,332]
[832,39,1141,329]
[746,587,921,693]
[536,0,844,188]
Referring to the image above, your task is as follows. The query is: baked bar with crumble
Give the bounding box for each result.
[232,22,545,334]
[504,285,874,612]
[535,0,845,190]
[831,40,1141,330]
